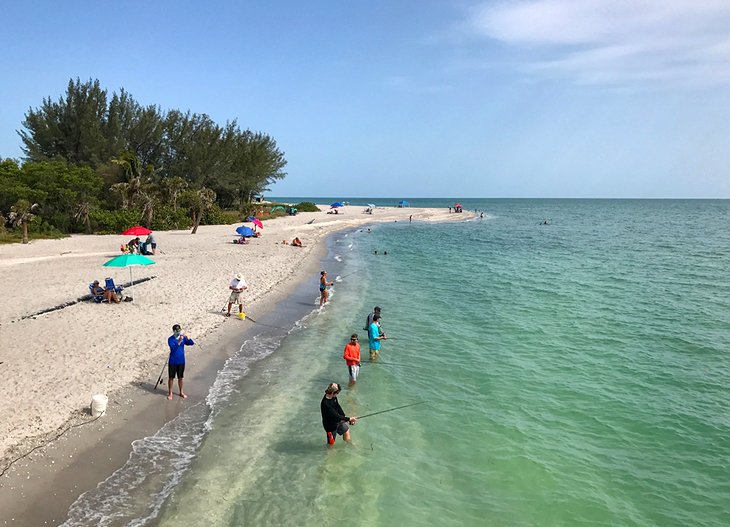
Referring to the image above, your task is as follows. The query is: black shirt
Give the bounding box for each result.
[321,396,348,432]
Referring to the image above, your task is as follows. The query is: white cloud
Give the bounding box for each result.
[470,0,730,86]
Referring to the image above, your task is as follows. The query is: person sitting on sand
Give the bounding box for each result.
[292,237,303,247]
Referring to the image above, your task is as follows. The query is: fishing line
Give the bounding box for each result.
[356,401,425,419]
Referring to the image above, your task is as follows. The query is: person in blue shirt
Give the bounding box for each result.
[368,314,387,360]
[167,324,195,400]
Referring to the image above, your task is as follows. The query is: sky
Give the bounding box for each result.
[2,0,730,198]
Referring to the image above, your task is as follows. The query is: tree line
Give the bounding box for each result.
[0,78,287,241]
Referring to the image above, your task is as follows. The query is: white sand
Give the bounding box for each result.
[0,205,453,464]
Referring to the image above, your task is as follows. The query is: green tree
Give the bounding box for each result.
[19,78,109,166]
[160,176,188,210]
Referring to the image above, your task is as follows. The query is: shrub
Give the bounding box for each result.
[201,204,239,226]
[152,206,191,231]
[90,208,142,234]
[295,201,320,212]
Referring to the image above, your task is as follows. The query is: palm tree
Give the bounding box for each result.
[8,199,40,244]
[137,186,156,228]
[182,187,216,234]
[73,200,94,234]
[110,182,132,209]
[160,176,188,211]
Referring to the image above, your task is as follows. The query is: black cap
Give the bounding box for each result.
[172,324,181,331]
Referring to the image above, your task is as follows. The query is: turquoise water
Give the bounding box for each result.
[65,200,730,526]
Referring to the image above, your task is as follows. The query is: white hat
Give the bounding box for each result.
[235,273,243,281]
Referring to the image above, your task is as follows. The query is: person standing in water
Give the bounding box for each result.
[167,324,195,400]
[319,270,334,306]
[343,334,361,386]
[368,314,387,360]
[320,383,357,445]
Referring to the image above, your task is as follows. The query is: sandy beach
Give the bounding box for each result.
[0,204,456,525]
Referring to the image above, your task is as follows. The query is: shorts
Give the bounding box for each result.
[228,291,243,304]
[369,348,380,360]
[348,364,360,381]
[168,363,185,379]
[326,422,350,444]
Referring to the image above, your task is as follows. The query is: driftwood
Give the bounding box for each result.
[20,276,157,320]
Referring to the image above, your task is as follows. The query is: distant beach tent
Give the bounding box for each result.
[122,225,152,236]
[103,253,155,302]
[236,226,256,237]
[398,200,410,208]
[330,202,344,208]
[270,205,286,213]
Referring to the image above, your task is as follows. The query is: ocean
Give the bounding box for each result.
[63,199,730,526]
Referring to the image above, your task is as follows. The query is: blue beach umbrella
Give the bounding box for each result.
[103,253,155,302]
[236,225,255,237]
[330,202,344,208]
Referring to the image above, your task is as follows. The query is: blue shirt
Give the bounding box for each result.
[168,334,194,365]
[368,322,381,351]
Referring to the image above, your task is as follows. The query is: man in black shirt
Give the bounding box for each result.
[320,383,357,445]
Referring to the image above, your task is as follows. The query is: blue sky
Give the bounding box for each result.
[2,1,730,198]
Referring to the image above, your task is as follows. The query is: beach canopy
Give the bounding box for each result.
[398,200,410,206]
[367,203,376,208]
[270,205,285,213]
[122,226,152,236]
[330,202,344,208]
[236,225,255,237]
[103,254,155,302]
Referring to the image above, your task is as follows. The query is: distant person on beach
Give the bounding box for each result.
[480,212,484,219]
[127,237,140,254]
[343,334,361,385]
[292,237,303,247]
[167,324,195,400]
[319,271,334,306]
[368,314,387,360]
[145,233,157,255]
[320,383,357,445]
[227,273,248,317]
[409,215,412,223]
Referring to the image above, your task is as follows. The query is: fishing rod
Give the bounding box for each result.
[155,359,168,389]
[335,269,362,281]
[356,401,425,420]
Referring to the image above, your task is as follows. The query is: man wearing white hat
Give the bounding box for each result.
[226,273,248,318]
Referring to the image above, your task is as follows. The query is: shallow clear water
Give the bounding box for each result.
[65,199,730,526]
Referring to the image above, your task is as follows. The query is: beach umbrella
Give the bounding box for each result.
[248,217,264,229]
[103,254,155,302]
[236,225,255,237]
[398,200,410,207]
[454,203,462,208]
[122,226,152,236]
[330,202,344,208]
[367,203,376,208]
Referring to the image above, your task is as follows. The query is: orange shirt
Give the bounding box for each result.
[343,342,361,365]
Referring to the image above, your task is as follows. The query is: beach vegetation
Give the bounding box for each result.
[295,201,320,212]
[0,78,288,241]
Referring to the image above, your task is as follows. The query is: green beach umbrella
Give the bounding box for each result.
[103,253,155,302]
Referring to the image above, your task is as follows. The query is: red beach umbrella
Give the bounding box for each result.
[251,218,263,229]
[122,226,152,236]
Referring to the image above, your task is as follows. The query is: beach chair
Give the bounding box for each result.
[104,277,124,299]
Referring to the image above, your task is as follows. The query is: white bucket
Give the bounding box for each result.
[90,394,108,417]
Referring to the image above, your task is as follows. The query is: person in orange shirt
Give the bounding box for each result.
[343,333,361,386]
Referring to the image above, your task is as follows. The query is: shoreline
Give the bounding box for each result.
[0,205,469,525]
